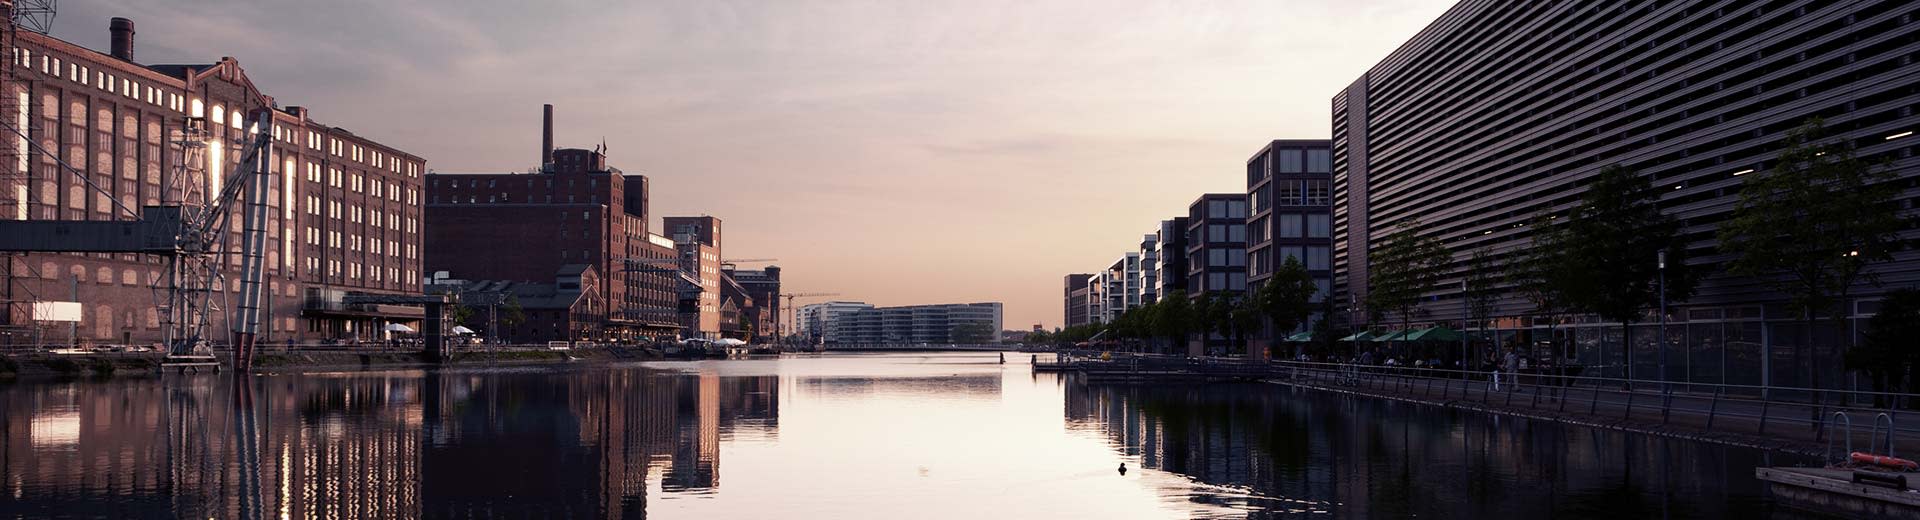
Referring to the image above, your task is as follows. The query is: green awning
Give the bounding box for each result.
[1338,330,1377,342]
[1402,326,1463,342]
[1284,331,1315,342]
[1372,330,1410,342]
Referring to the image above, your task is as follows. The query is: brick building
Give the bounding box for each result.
[663,216,722,340]
[0,16,426,346]
[424,106,678,342]
[723,265,779,340]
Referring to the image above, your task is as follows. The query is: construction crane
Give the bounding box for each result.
[780,292,839,345]
[0,7,281,369]
[718,258,775,270]
[0,110,277,369]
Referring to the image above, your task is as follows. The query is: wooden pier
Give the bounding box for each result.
[1757,467,1920,519]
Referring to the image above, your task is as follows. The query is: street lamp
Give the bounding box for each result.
[1657,249,1668,395]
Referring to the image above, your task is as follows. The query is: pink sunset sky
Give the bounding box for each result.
[54,0,1455,329]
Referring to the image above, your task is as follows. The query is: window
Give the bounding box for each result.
[1307,149,1331,173]
[1306,247,1330,271]
[1208,200,1226,218]
[1275,180,1303,206]
[1307,214,1331,238]
[1305,180,1331,205]
[1278,214,1304,238]
[1278,149,1303,173]
[1227,200,1247,218]
[1280,246,1304,265]
[1208,224,1225,242]
[1228,224,1245,242]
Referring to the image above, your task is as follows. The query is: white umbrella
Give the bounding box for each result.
[451,325,476,334]
[714,338,748,347]
[384,323,416,333]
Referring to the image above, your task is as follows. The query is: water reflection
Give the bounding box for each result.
[1064,381,1820,518]
[0,354,1822,519]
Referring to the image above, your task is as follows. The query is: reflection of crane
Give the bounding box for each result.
[780,292,839,344]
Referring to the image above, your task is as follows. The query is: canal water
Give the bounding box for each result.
[0,352,1822,519]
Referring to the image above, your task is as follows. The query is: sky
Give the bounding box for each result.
[52,0,1455,330]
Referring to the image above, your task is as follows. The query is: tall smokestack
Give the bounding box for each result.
[541,104,554,171]
[109,18,135,62]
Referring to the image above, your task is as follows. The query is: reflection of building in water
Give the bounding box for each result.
[1064,383,1800,518]
[0,375,425,519]
[795,375,1001,399]
[1,368,787,518]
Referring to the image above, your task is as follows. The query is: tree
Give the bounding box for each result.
[1229,294,1262,358]
[1026,329,1053,346]
[1199,292,1234,355]
[1461,247,1501,331]
[1719,119,1908,389]
[1152,291,1197,355]
[1256,256,1318,357]
[1366,220,1450,332]
[1845,289,1920,404]
[1559,165,1699,380]
[499,294,526,329]
[1509,213,1580,367]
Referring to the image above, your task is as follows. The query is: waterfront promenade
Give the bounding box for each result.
[1043,353,1920,458]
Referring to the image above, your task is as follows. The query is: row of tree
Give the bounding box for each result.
[1031,257,1323,355]
[1361,119,1910,391]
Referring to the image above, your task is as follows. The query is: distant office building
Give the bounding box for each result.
[1334,0,1920,387]
[1156,217,1190,298]
[664,216,723,340]
[1099,252,1142,323]
[813,302,1003,344]
[1063,273,1093,327]
[0,17,426,345]
[1245,140,1334,353]
[1187,193,1248,355]
[798,301,873,344]
[1138,233,1160,305]
[425,107,679,342]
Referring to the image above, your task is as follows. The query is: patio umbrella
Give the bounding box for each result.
[1284,331,1314,343]
[451,325,476,335]
[384,323,415,333]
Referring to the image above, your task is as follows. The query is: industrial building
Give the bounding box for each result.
[424,105,680,342]
[0,16,425,346]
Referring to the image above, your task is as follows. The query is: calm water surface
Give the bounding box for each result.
[0,352,1820,518]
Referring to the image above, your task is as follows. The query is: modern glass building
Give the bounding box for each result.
[1334,0,1920,387]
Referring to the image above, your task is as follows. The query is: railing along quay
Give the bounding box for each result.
[1038,352,1920,454]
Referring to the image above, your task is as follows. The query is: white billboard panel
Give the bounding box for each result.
[31,301,83,322]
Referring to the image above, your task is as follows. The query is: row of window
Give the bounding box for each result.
[14,46,419,180]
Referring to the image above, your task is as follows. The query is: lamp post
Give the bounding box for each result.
[1657,249,1668,395]
[1461,279,1469,376]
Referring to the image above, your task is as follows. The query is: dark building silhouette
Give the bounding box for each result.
[1334,0,1920,387]
[1245,140,1334,354]
[1186,193,1248,356]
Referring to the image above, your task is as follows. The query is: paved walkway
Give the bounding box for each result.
[1268,365,1920,458]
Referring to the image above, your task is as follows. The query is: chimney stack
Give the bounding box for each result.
[541,104,554,171]
[109,18,136,62]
